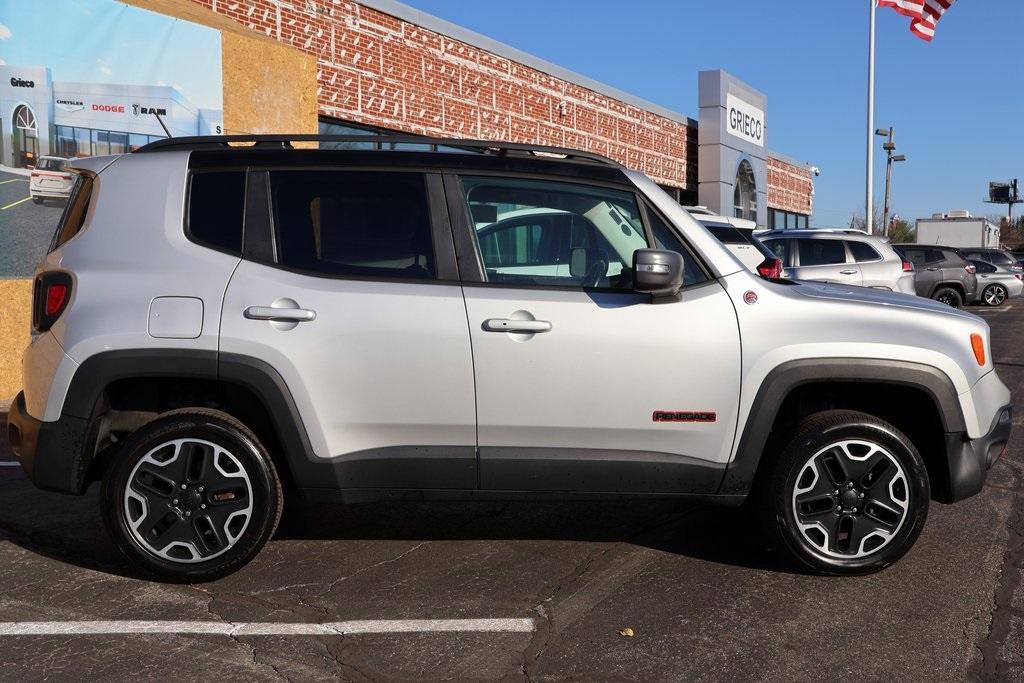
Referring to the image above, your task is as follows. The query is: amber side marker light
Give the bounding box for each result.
[971,333,986,366]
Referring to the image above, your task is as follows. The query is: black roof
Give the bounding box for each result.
[136,134,621,168]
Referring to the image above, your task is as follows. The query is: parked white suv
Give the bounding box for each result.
[7,135,1011,581]
[683,206,784,278]
[761,229,916,294]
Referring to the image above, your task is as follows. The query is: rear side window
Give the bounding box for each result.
[847,241,881,262]
[972,260,996,274]
[188,171,245,254]
[49,173,93,252]
[798,239,847,266]
[763,238,792,265]
[270,171,435,280]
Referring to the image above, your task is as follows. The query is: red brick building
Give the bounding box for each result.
[190,0,814,228]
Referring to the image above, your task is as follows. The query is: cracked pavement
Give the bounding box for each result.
[0,300,1023,680]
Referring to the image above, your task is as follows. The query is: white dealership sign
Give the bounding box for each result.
[725,93,764,148]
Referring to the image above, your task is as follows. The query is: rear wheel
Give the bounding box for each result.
[933,286,963,308]
[759,410,929,574]
[31,196,43,204]
[982,284,1008,307]
[101,409,282,582]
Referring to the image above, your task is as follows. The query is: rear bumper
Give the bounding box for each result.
[6,391,92,494]
[943,404,1012,501]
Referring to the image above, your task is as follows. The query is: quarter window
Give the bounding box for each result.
[188,171,245,254]
[270,171,435,280]
[847,241,881,263]
[798,239,847,266]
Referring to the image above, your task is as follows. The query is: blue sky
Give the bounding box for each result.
[406,0,1024,227]
[0,0,221,109]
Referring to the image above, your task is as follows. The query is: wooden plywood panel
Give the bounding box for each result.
[0,279,33,407]
[222,30,318,135]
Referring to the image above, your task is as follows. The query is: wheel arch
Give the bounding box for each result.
[721,358,966,501]
[62,350,316,493]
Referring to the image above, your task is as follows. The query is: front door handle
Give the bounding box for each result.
[483,318,552,333]
[839,269,858,275]
[244,306,317,322]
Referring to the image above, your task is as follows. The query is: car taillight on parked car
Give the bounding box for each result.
[964,264,976,275]
[32,272,73,332]
[901,258,915,272]
[1015,274,1023,281]
[756,257,784,279]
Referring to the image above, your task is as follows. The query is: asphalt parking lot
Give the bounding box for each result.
[0,169,64,278]
[0,299,1022,681]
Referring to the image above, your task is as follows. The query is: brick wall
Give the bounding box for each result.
[187,0,809,211]
[767,156,814,215]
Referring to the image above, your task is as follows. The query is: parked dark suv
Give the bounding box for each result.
[958,248,1023,273]
[894,245,978,308]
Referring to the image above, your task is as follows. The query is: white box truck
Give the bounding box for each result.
[915,212,1001,248]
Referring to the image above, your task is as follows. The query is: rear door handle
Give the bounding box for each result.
[483,318,552,333]
[839,269,858,275]
[926,267,940,271]
[244,306,317,322]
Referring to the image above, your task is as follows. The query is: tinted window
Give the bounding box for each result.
[847,241,881,262]
[903,248,928,266]
[701,221,747,244]
[271,171,434,280]
[462,176,647,289]
[763,238,792,265]
[972,260,996,274]
[798,239,847,266]
[50,173,92,252]
[188,172,245,254]
[989,252,1014,266]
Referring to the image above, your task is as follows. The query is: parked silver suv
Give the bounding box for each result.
[761,229,916,294]
[6,135,1011,581]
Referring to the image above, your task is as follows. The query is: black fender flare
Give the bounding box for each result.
[718,358,966,496]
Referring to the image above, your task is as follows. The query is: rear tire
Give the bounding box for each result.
[933,286,963,308]
[101,409,282,582]
[31,196,43,205]
[982,284,1008,307]
[758,410,929,575]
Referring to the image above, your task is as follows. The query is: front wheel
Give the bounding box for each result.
[101,409,283,582]
[31,196,43,204]
[759,410,929,575]
[982,284,1008,307]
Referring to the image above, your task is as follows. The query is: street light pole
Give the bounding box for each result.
[876,127,906,236]
[865,0,877,235]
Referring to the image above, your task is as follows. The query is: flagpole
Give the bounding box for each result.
[866,0,876,234]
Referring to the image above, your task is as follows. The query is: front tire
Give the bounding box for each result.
[932,286,963,308]
[101,409,283,582]
[31,196,43,204]
[759,410,929,575]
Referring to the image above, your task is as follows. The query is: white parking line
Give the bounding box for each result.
[0,618,537,637]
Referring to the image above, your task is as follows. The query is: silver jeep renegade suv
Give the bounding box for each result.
[6,135,1012,581]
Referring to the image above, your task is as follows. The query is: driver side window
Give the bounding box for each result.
[461,176,648,290]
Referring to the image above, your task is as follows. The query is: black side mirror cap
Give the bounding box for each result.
[633,248,684,299]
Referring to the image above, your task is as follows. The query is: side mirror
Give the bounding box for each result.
[633,248,684,299]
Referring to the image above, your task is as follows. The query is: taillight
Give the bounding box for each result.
[32,272,73,332]
[901,259,915,272]
[30,171,39,178]
[1016,274,1023,281]
[756,257,784,279]
[965,264,976,275]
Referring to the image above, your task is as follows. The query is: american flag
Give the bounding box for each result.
[878,0,958,42]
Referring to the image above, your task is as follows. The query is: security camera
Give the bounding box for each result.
[811,166,821,177]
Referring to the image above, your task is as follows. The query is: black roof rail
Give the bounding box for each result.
[134,134,622,167]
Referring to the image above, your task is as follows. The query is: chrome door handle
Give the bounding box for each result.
[839,269,858,275]
[244,306,317,322]
[926,267,940,271]
[483,318,552,333]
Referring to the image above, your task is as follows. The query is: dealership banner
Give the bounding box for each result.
[0,0,223,278]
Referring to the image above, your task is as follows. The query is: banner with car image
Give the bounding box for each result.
[0,0,222,277]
